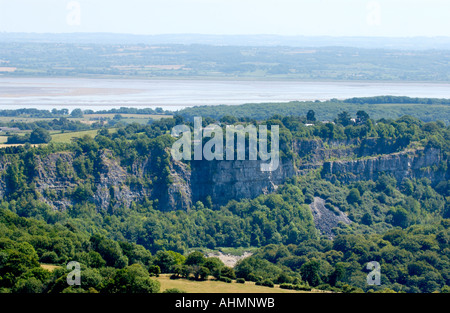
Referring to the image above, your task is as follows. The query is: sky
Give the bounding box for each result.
[0,0,449,37]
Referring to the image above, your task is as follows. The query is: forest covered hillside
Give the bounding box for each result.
[0,105,449,293]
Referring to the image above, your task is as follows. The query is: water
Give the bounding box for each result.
[0,77,449,112]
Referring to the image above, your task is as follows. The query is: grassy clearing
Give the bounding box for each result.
[155,275,316,293]
[40,264,61,272]
[51,129,102,143]
[0,128,116,147]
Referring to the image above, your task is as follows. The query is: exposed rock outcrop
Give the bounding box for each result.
[309,197,351,238]
[162,159,192,211]
[191,158,296,206]
[322,148,447,184]
[294,137,408,171]
[0,140,446,213]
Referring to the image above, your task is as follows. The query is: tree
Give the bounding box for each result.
[90,235,128,268]
[347,188,362,204]
[220,115,238,124]
[220,266,236,280]
[387,207,410,228]
[153,251,176,273]
[193,266,210,281]
[361,213,373,225]
[400,179,414,196]
[328,263,346,286]
[70,108,84,118]
[300,259,321,286]
[5,159,26,196]
[185,251,205,266]
[356,111,370,125]
[335,111,352,127]
[105,264,160,293]
[203,257,224,278]
[13,277,44,293]
[306,110,316,122]
[29,128,52,144]
[148,265,161,277]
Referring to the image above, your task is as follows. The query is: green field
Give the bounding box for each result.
[155,275,318,293]
[37,266,317,293]
[51,129,106,143]
[0,128,116,147]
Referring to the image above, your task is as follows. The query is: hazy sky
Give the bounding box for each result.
[0,0,449,37]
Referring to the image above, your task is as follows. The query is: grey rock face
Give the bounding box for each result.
[190,158,296,206]
[0,140,445,213]
[309,197,351,239]
[322,148,446,184]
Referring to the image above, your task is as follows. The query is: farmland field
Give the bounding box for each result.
[155,275,316,294]
[51,129,106,143]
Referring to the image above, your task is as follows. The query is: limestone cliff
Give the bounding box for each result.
[190,158,296,206]
[0,150,295,212]
[322,147,447,184]
[0,140,446,213]
[293,137,407,171]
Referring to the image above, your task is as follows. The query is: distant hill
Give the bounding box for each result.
[1,32,450,50]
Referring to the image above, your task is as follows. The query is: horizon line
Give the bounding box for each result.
[1,32,450,39]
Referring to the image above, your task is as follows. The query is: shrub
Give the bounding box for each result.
[148,265,161,277]
[347,188,361,204]
[163,288,186,293]
[40,251,59,264]
[220,266,236,279]
[279,283,295,290]
[257,279,274,288]
[219,276,232,283]
[247,273,262,282]
[294,284,312,291]
[236,278,245,284]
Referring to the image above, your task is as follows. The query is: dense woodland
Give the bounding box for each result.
[0,102,449,293]
[178,96,450,125]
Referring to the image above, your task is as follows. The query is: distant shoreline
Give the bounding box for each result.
[1,77,450,112]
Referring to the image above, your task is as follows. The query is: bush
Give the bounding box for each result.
[247,273,262,282]
[29,128,52,144]
[347,188,361,204]
[40,251,59,264]
[163,288,186,293]
[220,266,236,279]
[148,265,161,277]
[294,284,312,291]
[279,283,295,290]
[236,278,245,284]
[219,276,232,283]
[256,279,274,288]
